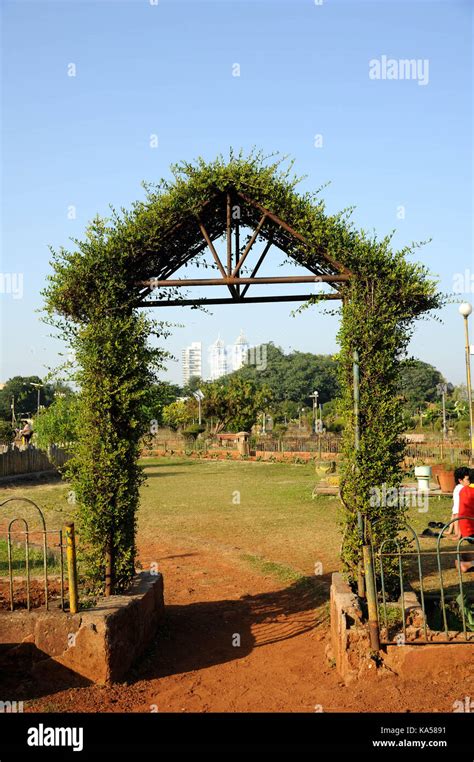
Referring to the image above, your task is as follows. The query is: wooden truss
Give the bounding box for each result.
[135,190,351,307]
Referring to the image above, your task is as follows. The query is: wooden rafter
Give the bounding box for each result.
[197,216,238,299]
[226,192,232,276]
[231,213,267,277]
[139,274,349,288]
[197,217,227,277]
[241,233,274,297]
[133,186,353,308]
[142,293,342,307]
[235,213,240,297]
[237,191,351,276]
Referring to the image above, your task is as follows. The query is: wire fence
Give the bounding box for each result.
[0,497,67,612]
[371,518,474,645]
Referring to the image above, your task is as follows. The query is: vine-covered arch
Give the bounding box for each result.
[44,150,443,594]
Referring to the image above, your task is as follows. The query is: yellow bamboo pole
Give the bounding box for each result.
[65,522,78,614]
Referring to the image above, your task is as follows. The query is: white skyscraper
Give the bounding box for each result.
[209,336,227,380]
[230,330,249,371]
[182,342,202,385]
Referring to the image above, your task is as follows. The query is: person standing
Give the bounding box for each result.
[446,466,470,538]
[456,471,474,573]
[19,421,33,447]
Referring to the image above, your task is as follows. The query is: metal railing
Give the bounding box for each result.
[370,518,474,645]
[1,497,67,612]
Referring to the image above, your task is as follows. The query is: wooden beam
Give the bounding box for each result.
[226,192,232,276]
[235,215,240,296]
[241,233,273,298]
[236,191,351,276]
[138,274,350,288]
[133,192,222,268]
[231,213,267,277]
[137,239,210,300]
[139,293,342,307]
[198,217,227,278]
[197,216,238,299]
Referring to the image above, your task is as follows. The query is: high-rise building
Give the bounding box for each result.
[230,330,249,372]
[182,342,202,385]
[209,336,227,380]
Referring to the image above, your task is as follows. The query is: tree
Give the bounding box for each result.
[229,343,339,407]
[398,359,445,414]
[0,420,14,445]
[142,381,182,426]
[0,377,71,420]
[182,375,203,396]
[203,377,273,433]
[33,394,79,449]
[162,399,195,430]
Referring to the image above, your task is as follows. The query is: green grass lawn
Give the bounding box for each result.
[0,537,60,577]
[0,457,461,594]
[137,457,343,577]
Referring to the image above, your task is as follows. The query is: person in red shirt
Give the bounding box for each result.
[456,476,474,573]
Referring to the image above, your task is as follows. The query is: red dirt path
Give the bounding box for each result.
[18,537,474,713]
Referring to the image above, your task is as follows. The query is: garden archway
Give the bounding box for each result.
[44,151,442,594]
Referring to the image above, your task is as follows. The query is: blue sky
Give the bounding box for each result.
[1,0,473,387]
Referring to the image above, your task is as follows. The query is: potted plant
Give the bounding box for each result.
[432,462,456,493]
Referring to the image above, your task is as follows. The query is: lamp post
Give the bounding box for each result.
[29,382,43,415]
[309,391,319,433]
[300,407,305,430]
[436,382,452,440]
[459,303,474,464]
[193,389,205,425]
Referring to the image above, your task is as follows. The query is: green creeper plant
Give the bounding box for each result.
[43,150,444,594]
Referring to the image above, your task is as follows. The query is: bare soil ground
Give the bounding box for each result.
[16,535,474,714]
[0,578,65,610]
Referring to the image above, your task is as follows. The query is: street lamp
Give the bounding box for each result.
[309,390,319,433]
[436,382,453,439]
[29,382,43,415]
[300,407,305,430]
[192,389,205,425]
[459,302,473,464]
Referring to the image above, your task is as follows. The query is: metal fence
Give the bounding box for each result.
[0,497,66,612]
[251,436,342,454]
[371,518,474,645]
[145,435,343,455]
[404,440,470,465]
[146,435,470,462]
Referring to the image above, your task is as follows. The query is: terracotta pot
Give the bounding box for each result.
[437,469,455,493]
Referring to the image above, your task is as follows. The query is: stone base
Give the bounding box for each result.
[329,572,474,683]
[329,572,377,684]
[0,571,164,684]
[382,641,473,678]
